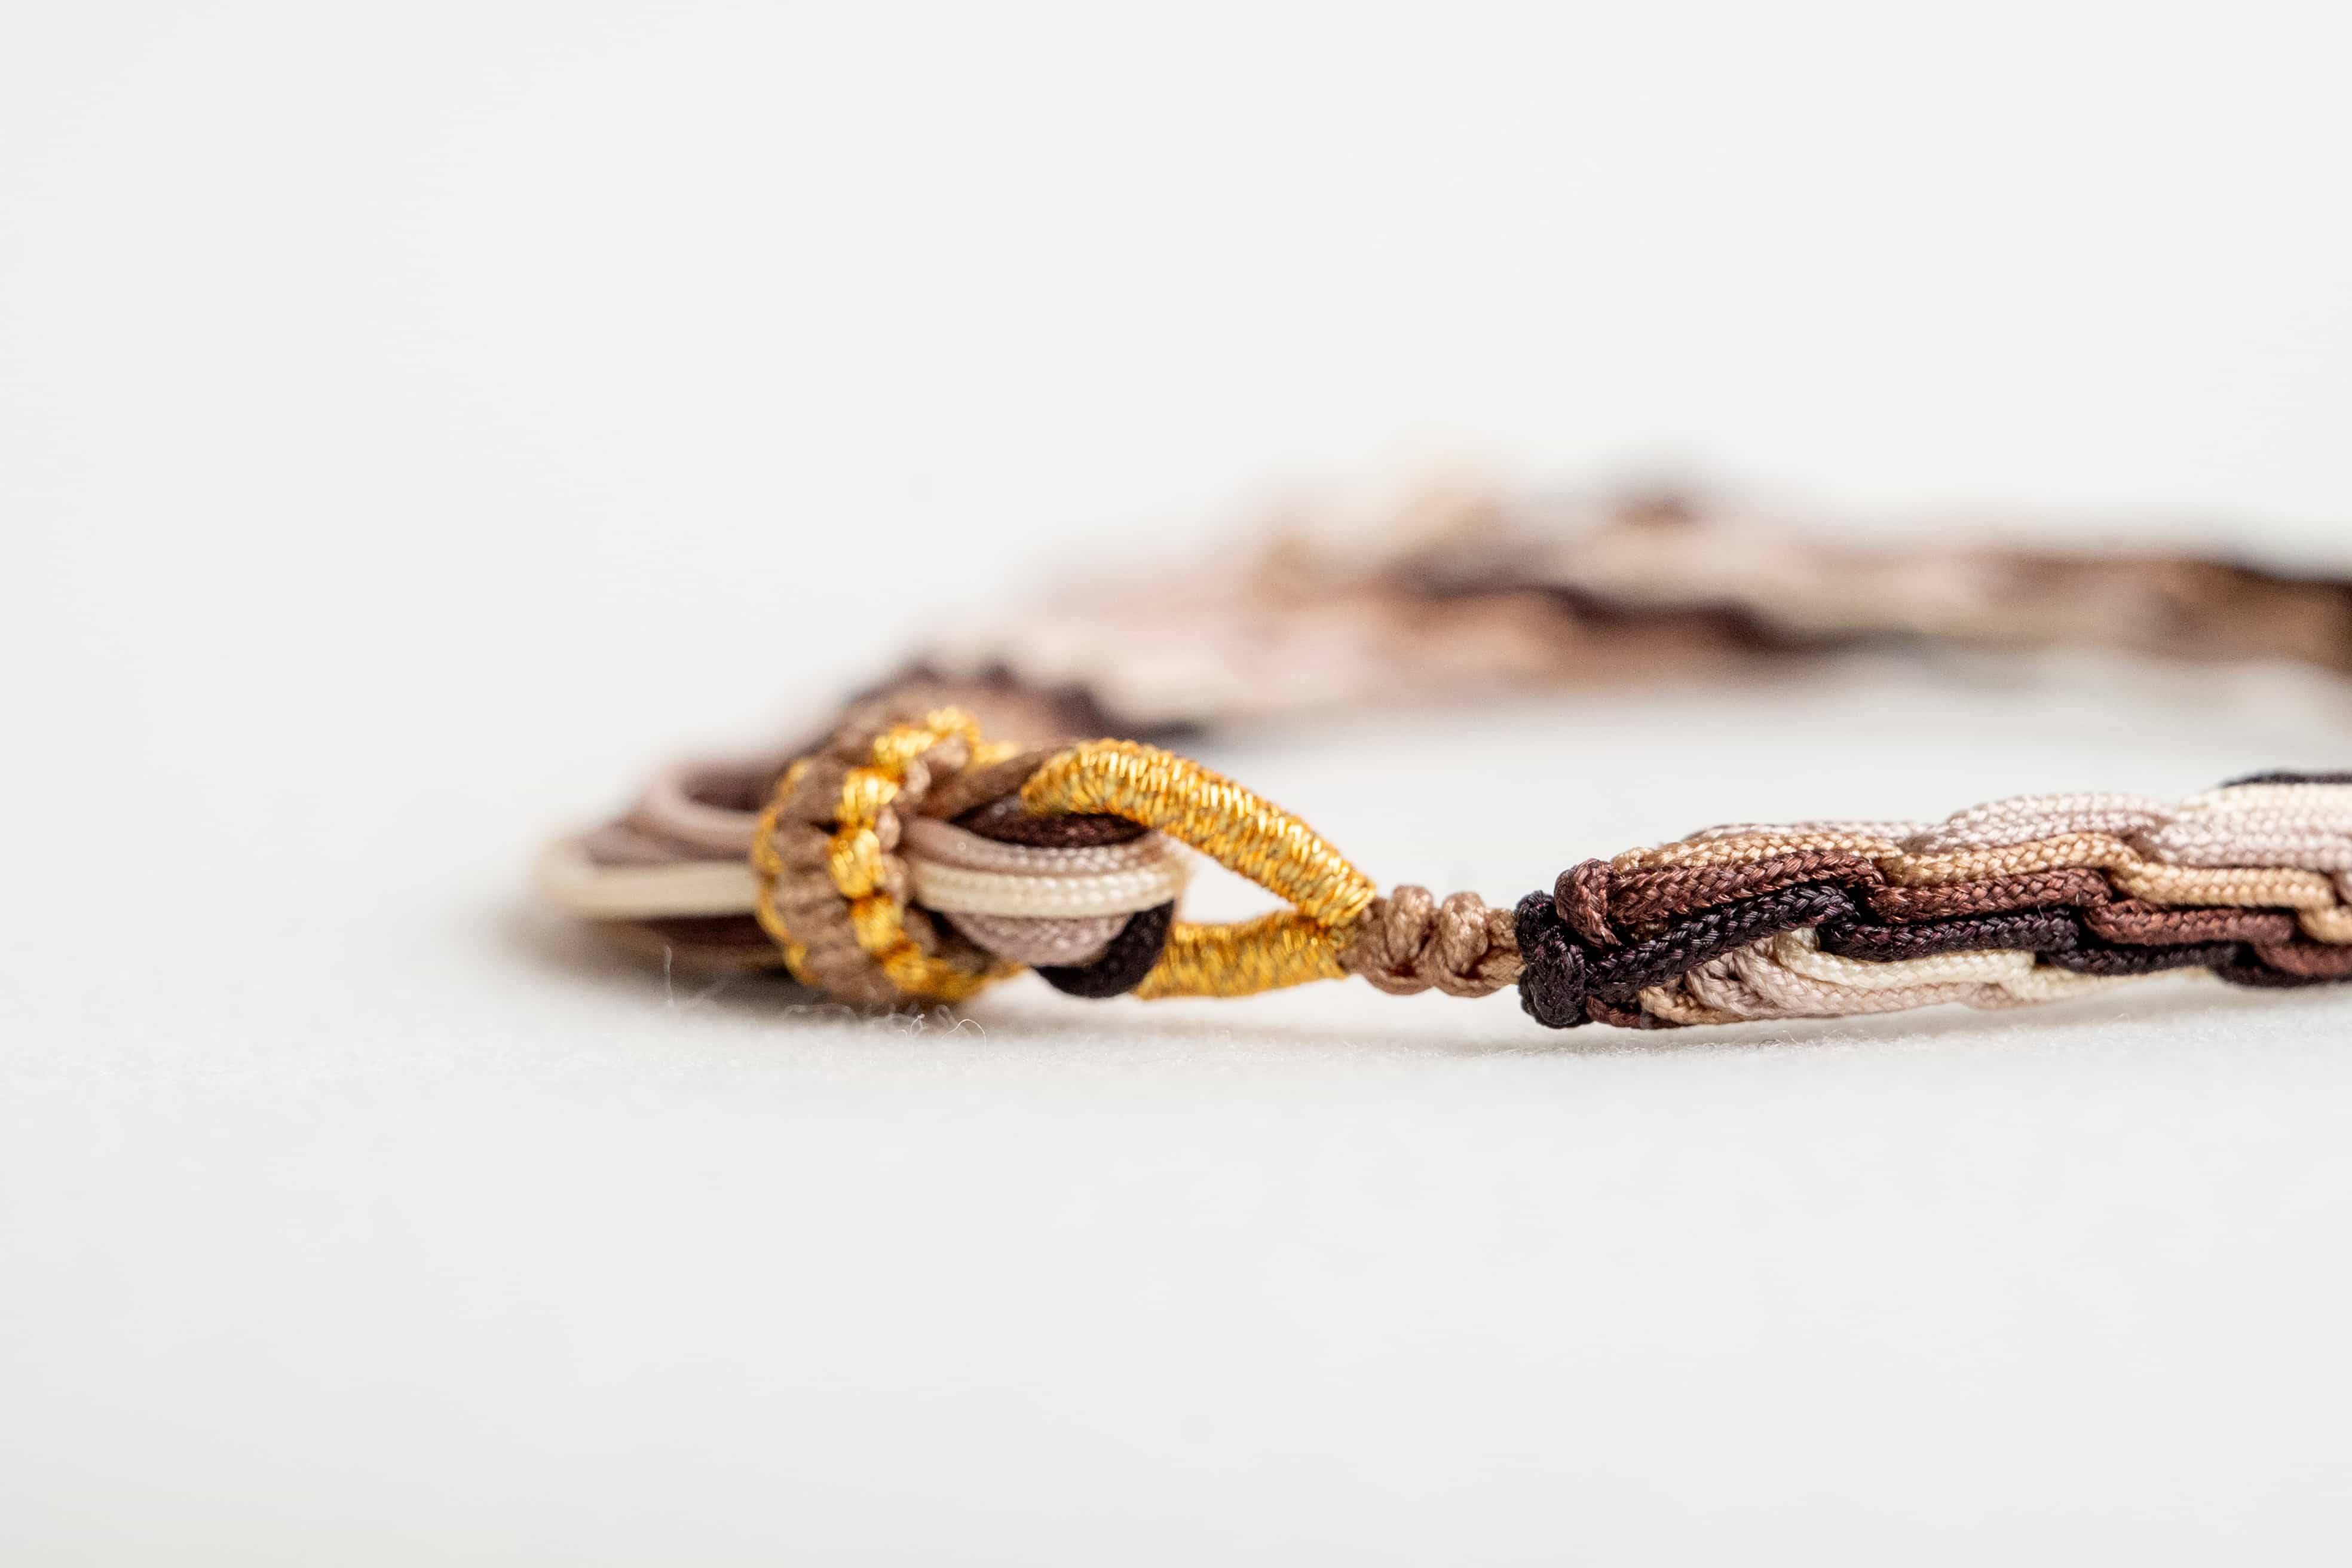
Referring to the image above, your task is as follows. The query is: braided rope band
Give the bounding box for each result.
[541,711,2352,1027]
[532,491,2352,1034]
[1507,773,2352,1028]
[545,724,2352,1027]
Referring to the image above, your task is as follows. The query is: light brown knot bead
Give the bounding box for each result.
[1339,886,1523,997]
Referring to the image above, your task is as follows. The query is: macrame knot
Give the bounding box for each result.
[1514,891,1592,1028]
[750,706,1193,1005]
[1339,886,1524,997]
[751,703,1015,1006]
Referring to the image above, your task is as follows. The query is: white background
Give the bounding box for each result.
[8,2,2352,1561]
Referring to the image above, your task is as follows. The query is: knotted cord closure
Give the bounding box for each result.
[749,708,1021,1004]
[741,714,1393,1004]
[1017,740,1379,999]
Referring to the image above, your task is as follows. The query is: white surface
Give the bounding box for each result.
[8,4,2352,1561]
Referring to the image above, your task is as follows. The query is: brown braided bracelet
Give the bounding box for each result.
[535,487,2352,1031]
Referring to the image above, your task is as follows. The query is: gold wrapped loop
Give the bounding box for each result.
[1021,740,1376,998]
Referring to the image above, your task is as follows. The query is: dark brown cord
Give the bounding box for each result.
[2044,939,2243,978]
[1036,903,1177,997]
[1585,884,1861,1002]
[1816,908,2080,962]
[956,792,1150,847]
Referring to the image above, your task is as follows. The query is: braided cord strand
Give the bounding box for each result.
[564,702,2352,1028]
[1514,774,2352,1028]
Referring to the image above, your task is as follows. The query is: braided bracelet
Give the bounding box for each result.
[536,489,2352,1031]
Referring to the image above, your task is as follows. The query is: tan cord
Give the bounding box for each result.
[1339,887,1523,997]
[534,835,757,919]
[940,912,1129,968]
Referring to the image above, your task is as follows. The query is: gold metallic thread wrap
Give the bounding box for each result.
[1131,911,1350,1000]
[1021,740,1376,999]
[750,710,1015,1003]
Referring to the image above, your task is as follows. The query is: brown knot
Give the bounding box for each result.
[1340,886,1523,997]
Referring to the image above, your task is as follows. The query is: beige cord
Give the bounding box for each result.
[534,836,758,918]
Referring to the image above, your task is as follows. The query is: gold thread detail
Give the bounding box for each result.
[1021,742,1376,929]
[828,825,889,899]
[1132,911,1350,1000]
[750,709,1015,1003]
[1019,740,1375,999]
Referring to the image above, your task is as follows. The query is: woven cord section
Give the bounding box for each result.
[1517,771,2352,1028]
